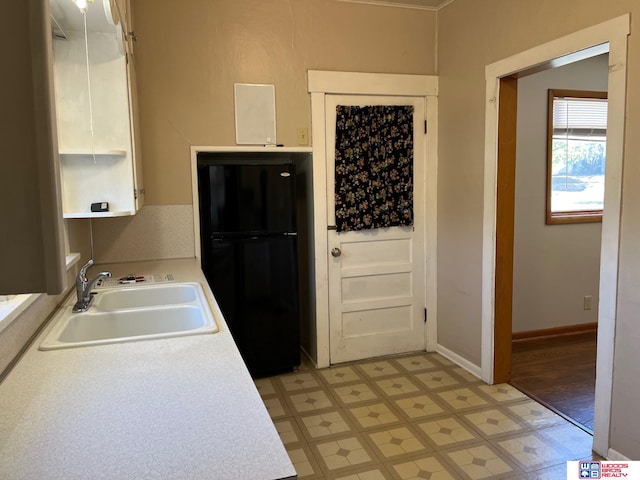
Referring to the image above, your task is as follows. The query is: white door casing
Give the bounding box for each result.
[481,15,629,457]
[308,71,438,369]
[326,95,426,364]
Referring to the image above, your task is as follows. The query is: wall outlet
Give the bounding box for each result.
[584,295,593,310]
[297,127,309,145]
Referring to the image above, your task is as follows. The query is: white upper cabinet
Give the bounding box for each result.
[0,0,66,294]
[50,0,143,218]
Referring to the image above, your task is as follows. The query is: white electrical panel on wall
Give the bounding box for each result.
[234,83,277,145]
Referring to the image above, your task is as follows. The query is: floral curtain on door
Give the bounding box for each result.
[334,105,414,233]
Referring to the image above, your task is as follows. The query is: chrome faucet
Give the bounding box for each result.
[73,259,111,313]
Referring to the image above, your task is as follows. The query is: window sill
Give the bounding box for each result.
[0,252,80,335]
[546,211,603,225]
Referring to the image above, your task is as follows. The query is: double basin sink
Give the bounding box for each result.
[40,283,218,350]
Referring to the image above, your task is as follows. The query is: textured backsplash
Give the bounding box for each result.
[92,205,196,264]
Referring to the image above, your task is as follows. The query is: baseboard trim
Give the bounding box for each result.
[606,448,631,461]
[435,344,482,380]
[512,322,598,341]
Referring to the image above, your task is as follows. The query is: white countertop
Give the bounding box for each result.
[0,259,296,480]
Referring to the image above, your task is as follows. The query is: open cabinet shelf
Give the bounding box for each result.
[59,149,127,158]
[63,210,135,219]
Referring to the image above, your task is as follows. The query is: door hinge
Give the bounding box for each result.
[424,120,427,134]
[134,188,145,200]
[424,307,428,323]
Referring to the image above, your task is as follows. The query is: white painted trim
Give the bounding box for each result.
[435,344,482,380]
[190,147,202,261]
[485,15,629,80]
[308,71,438,96]
[191,146,312,154]
[425,96,438,352]
[335,0,451,12]
[480,14,629,458]
[309,93,331,369]
[189,145,314,262]
[308,71,438,369]
[607,449,631,461]
[592,30,628,458]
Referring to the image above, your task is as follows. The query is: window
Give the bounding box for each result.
[546,89,608,224]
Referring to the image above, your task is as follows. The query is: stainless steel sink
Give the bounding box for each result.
[40,283,218,350]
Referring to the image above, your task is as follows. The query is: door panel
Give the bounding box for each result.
[327,95,426,364]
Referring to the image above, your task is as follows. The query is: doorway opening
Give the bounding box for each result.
[481,15,629,457]
[507,54,608,434]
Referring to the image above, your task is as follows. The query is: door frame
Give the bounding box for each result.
[480,14,630,457]
[308,71,439,368]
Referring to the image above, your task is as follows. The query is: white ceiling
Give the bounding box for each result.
[337,0,455,11]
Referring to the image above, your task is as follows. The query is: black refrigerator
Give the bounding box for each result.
[197,154,300,377]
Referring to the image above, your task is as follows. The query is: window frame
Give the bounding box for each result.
[546,89,608,225]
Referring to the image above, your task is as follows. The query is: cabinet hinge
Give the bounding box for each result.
[424,307,428,323]
[424,120,427,134]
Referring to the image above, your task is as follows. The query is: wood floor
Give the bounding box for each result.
[510,331,597,433]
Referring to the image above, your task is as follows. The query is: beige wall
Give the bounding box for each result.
[513,55,607,333]
[438,0,639,459]
[132,0,437,205]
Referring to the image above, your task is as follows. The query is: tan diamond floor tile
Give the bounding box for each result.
[418,416,481,448]
[313,435,377,473]
[288,389,336,414]
[298,410,354,440]
[414,371,460,390]
[477,384,527,403]
[450,366,483,384]
[263,395,292,419]
[463,408,526,438]
[280,372,322,392]
[524,463,570,480]
[348,402,402,430]
[394,393,447,420]
[430,354,455,366]
[330,466,392,480]
[507,399,566,429]
[366,426,430,459]
[390,454,459,480]
[333,383,380,406]
[437,388,489,411]
[320,366,363,385]
[537,423,595,460]
[254,377,278,397]
[260,351,591,480]
[274,418,305,446]
[393,355,439,373]
[445,444,517,480]
[287,443,325,479]
[358,361,400,378]
[495,433,569,473]
[374,376,421,397]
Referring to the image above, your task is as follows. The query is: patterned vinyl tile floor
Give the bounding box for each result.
[255,352,601,480]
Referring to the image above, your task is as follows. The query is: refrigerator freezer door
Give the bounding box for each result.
[203,236,300,377]
[198,163,296,235]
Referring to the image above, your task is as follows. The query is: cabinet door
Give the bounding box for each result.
[0,0,66,294]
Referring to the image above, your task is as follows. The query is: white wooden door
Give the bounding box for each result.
[327,95,426,364]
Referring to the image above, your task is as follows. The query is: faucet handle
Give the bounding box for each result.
[79,259,94,278]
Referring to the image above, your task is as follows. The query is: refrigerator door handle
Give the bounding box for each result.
[284,232,297,236]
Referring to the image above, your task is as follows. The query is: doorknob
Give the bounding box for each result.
[331,247,342,258]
